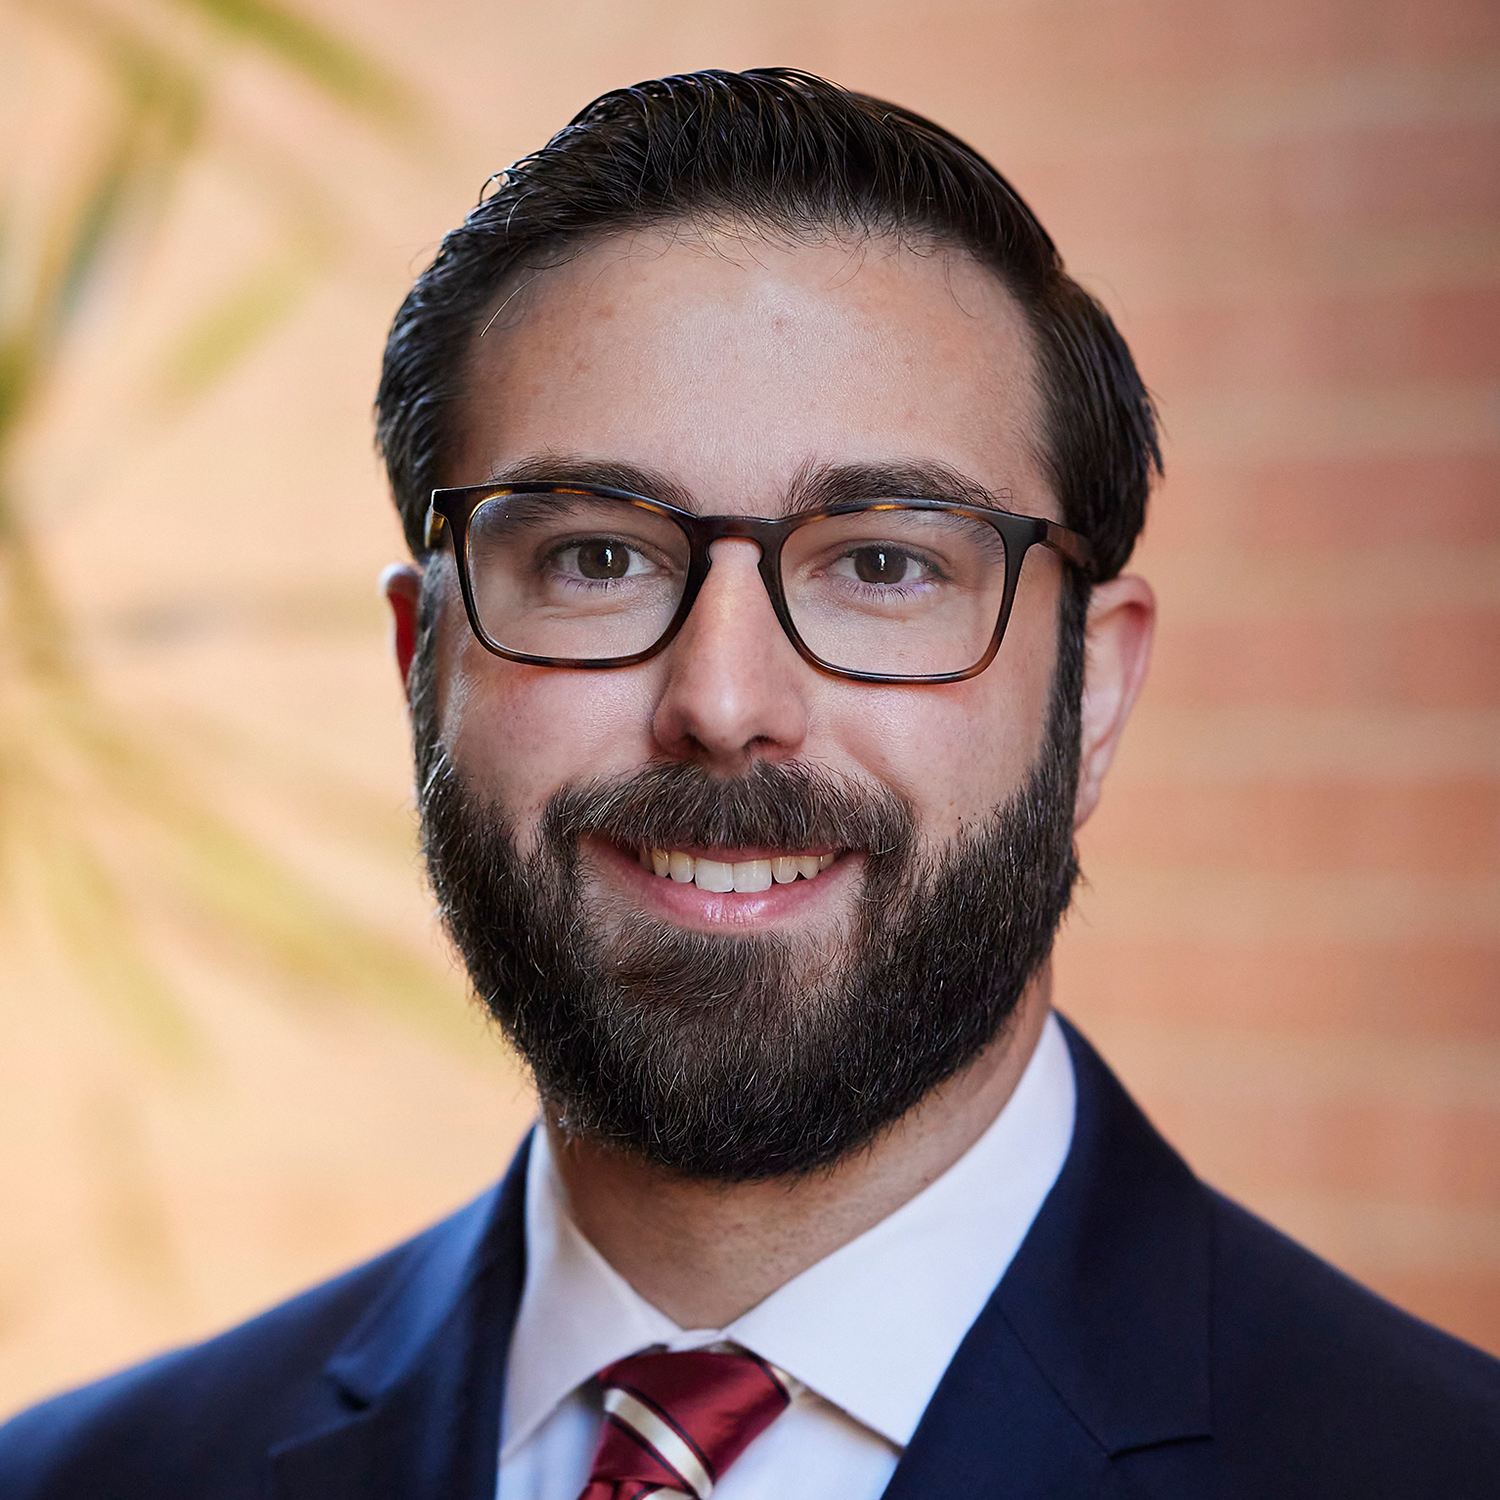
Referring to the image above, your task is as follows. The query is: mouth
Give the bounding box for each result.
[634,845,838,894]
[583,835,853,934]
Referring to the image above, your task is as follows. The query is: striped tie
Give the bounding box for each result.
[577,1347,794,1499]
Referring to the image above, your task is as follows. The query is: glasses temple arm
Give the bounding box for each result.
[1043,520,1097,579]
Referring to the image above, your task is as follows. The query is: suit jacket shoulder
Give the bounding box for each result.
[0,1154,526,1500]
[1206,1186,1500,1490]
[881,1019,1500,1500]
[0,1244,402,1500]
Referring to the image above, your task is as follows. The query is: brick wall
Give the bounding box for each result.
[904,0,1500,1350]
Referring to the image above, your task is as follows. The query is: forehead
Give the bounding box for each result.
[451,228,1049,514]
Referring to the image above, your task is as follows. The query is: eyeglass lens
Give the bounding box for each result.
[463,492,1011,676]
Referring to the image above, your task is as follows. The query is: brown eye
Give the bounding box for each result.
[576,540,630,579]
[852,546,912,585]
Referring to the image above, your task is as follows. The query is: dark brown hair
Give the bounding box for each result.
[374,67,1160,583]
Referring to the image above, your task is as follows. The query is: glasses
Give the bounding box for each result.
[424,482,1095,685]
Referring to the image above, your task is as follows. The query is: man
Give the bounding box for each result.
[2,67,1497,1499]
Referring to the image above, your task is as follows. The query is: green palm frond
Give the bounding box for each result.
[155,237,324,400]
[172,0,415,128]
[1,0,467,1066]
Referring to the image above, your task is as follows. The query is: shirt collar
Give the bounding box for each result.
[501,1010,1075,1456]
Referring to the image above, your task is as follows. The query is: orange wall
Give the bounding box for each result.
[3,0,1496,1412]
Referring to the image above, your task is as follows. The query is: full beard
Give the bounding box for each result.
[414,642,1082,1183]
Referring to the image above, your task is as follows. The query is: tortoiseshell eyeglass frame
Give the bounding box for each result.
[423,481,1097,686]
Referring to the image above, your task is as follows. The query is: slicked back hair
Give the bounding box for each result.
[376,67,1159,592]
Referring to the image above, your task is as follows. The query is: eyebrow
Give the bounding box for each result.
[786,461,1013,517]
[483,454,697,512]
[482,454,1015,517]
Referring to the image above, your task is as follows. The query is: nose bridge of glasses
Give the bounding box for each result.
[685,512,785,551]
[682,513,788,601]
[678,518,786,644]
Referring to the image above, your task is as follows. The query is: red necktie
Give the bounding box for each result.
[576,1347,794,1499]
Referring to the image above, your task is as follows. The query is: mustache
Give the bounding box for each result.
[539,760,915,859]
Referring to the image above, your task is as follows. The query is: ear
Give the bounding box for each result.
[381,562,422,699]
[1074,573,1155,830]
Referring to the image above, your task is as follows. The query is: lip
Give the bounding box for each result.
[586,836,855,932]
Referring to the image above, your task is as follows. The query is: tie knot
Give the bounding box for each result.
[579,1347,793,1499]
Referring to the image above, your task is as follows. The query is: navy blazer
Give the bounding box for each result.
[3,1019,1498,1497]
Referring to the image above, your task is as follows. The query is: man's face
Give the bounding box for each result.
[442,231,1064,896]
[415,230,1082,1176]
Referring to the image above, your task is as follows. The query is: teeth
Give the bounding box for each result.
[694,858,734,893]
[640,847,838,890]
[732,859,772,893]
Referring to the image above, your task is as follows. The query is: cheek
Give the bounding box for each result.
[828,615,1058,841]
[441,634,657,841]
[834,690,1039,842]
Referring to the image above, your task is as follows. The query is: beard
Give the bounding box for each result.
[413,622,1083,1183]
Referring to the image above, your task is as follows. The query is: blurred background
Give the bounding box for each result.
[2,0,1497,1413]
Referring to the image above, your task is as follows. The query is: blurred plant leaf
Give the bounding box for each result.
[0,0,463,1067]
[1,3,206,439]
[75,706,482,1055]
[32,826,201,1066]
[155,237,323,400]
[171,0,417,129]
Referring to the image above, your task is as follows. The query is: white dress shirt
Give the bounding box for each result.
[496,1011,1076,1500]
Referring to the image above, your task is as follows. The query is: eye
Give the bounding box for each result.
[837,545,925,586]
[577,540,628,579]
[553,538,649,580]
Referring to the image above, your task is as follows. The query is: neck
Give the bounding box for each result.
[545,967,1053,1329]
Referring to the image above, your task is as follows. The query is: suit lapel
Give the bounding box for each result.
[270,1135,531,1500]
[881,1021,1213,1498]
[879,1312,1112,1500]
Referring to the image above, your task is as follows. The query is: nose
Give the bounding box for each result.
[649,538,810,773]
